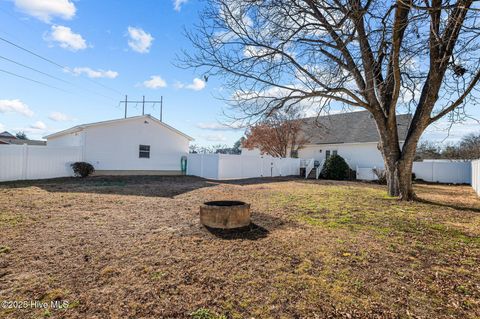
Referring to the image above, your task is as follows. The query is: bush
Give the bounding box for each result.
[372,168,387,184]
[320,154,350,180]
[71,162,95,178]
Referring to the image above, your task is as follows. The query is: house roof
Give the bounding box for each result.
[299,111,412,145]
[0,131,16,138]
[43,115,194,141]
[0,138,46,146]
[0,131,46,145]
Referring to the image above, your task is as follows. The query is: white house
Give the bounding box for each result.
[242,111,412,170]
[44,115,193,175]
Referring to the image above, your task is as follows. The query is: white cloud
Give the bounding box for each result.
[0,99,34,117]
[127,27,154,53]
[30,121,47,130]
[173,0,188,11]
[14,0,76,23]
[423,120,480,143]
[45,25,88,51]
[201,133,227,142]
[0,123,5,132]
[196,122,243,131]
[70,67,118,79]
[48,111,73,122]
[143,75,167,89]
[175,78,206,91]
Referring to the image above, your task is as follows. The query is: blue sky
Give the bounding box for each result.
[0,0,478,146]
[0,0,244,146]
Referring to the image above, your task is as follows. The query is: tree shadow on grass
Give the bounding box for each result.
[416,197,480,213]
[0,175,217,198]
[0,175,298,198]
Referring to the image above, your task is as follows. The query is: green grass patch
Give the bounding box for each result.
[151,271,167,280]
[0,245,11,254]
[272,182,480,248]
[190,308,226,319]
[0,211,23,227]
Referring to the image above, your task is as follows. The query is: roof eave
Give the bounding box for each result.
[44,115,195,141]
[43,126,83,139]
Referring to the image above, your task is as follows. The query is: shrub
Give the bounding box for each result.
[320,154,350,180]
[372,168,387,185]
[71,162,95,178]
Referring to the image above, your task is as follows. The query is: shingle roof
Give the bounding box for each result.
[0,138,46,146]
[299,111,412,144]
[0,131,16,138]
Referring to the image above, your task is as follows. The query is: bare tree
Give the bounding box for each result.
[458,132,480,159]
[414,141,442,160]
[243,109,307,157]
[182,0,480,200]
[15,131,28,140]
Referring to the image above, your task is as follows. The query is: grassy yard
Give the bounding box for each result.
[0,176,479,318]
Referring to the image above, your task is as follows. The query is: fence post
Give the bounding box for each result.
[431,161,435,182]
[21,144,28,180]
[260,156,263,177]
[241,155,244,179]
[216,154,221,180]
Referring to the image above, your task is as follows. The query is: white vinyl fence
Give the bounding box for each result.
[187,154,301,180]
[356,161,472,184]
[356,166,379,181]
[0,144,82,182]
[413,161,471,184]
[473,160,480,196]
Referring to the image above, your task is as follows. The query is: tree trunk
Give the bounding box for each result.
[385,157,415,200]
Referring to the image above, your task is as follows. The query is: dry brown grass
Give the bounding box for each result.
[0,176,479,319]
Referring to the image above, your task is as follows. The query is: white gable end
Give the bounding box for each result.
[46,116,192,173]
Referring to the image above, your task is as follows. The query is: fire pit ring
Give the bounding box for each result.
[200,200,251,229]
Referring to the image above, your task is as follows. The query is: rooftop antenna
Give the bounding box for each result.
[160,96,163,122]
[120,96,164,119]
[124,95,127,118]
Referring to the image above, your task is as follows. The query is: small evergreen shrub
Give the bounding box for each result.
[320,154,350,180]
[71,162,95,178]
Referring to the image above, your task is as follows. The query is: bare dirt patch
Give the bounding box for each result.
[0,176,479,318]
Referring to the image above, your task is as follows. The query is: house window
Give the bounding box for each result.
[325,150,338,160]
[139,145,150,158]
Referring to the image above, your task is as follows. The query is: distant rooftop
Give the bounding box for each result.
[299,111,412,144]
[0,131,16,139]
[0,131,46,146]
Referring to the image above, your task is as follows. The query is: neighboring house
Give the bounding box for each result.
[0,131,46,146]
[44,115,193,175]
[242,111,412,169]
